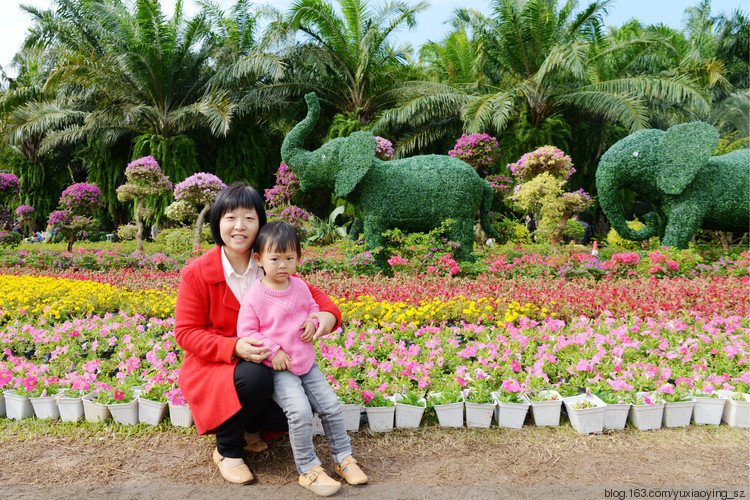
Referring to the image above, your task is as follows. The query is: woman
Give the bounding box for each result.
[175,183,340,485]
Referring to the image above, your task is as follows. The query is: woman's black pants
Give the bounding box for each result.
[215,360,288,458]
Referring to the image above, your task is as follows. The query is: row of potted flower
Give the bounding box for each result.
[1,384,193,428]
[341,385,750,433]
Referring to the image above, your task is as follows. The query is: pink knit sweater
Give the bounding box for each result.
[236,276,320,376]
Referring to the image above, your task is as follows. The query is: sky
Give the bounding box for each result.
[0,0,747,77]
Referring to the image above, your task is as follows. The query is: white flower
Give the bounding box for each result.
[632,151,639,157]
[321,154,326,159]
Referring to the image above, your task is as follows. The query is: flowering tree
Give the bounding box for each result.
[171,173,226,250]
[47,183,102,251]
[116,156,172,251]
[448,133,501,172]
[0,173,21,228]
[264,163,314,240]
[15,205,34,234]
[511,146,593,245]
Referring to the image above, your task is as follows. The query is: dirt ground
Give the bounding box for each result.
[1,422,748,499]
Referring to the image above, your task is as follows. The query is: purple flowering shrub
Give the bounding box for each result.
[510,145,575,181]
[172,173,226,250]
[60,183,102,213]
[449,133,501,171]
[117,156,172,251]
[0,173,20,199]
[47,183,103,251]
[265,163,313,239]
[510,147,592,245]
[374,136,394,161]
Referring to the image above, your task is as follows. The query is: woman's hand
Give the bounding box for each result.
[233,337,270,363]
[306,311,337,341]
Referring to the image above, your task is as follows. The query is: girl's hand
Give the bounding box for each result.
[306,311,337,341]
[300,320,317,343]
[234,337,270,363]
[271,350,291,371]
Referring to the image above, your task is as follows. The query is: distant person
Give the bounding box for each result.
[11,222,21,234]
[525,213,537,242]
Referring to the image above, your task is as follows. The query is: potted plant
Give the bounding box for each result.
[492,382,530,429]
[165,386,193,428]
[97,385,138,426]
[691,384,726,425]
[335,383,364,432]
[660,384,694,428]
[594,389,631,431]
[627,392,665,431]
[57,387,86,422]
[716,386,750,428]
[463,380,496,428]
[137,382,169,426]
[562,391,606,434]
[525,379,562,427]
[429,385,464,428]
[363,392,395,432]
[28,381,62,420]
[82,388,111,423]
[393,390,427,429]
[5,375,38,420]
[0,369,12,417]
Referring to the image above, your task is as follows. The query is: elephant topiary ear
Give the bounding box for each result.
[656,122,719,195]
[334,131,376,198]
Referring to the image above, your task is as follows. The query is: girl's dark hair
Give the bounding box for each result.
[210,182,267,246]
[253,221,301,258]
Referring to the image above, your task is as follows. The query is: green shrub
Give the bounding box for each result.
[606,218,659,250]
[0,230,22,248]
[155,226,212,254]
[116,223,137,241]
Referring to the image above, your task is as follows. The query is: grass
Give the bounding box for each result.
[2,414,746,448]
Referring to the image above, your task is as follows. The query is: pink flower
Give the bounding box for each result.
[113,390,124,401]
[657,383,674,394]
[362,390,375,404]
[501,379,522,393]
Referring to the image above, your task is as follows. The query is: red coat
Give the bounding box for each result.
[174,245,341,435]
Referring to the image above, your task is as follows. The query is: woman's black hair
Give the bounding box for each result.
[253,221,301,258]
[210,182,267,246]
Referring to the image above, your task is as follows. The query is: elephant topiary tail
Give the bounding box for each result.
[480,180,499,241]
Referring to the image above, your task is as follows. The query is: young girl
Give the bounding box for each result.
[237,221,367,496]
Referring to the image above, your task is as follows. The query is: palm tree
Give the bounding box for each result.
[280,0,429,126]
[4,0,235,222]
[376,0,713,159]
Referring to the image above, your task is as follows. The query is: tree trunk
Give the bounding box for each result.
[718,231,730,254]
[67,236,74,252]
[193,203,210,251]
[135,198,145,252]
[549,210,572,246]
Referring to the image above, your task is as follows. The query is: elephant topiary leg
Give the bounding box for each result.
[661,204,704,249]
[363,217,389,273]
[448,218,476,262]
[349,217,363,241]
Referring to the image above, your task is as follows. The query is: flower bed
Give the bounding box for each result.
[0,255,747,428]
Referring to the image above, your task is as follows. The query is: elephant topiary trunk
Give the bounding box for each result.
[595,122,749,249]
[281,93,499,270]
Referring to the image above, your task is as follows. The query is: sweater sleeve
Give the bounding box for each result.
[174,267,237,364]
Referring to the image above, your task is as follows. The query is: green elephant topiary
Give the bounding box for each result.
[281,93,498,269]
[595,122,749,249]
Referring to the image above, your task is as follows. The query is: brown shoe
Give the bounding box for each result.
[334,456,368,485]
[213,448,253,484]
[243,431,268,453]
[299,465,341,497]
